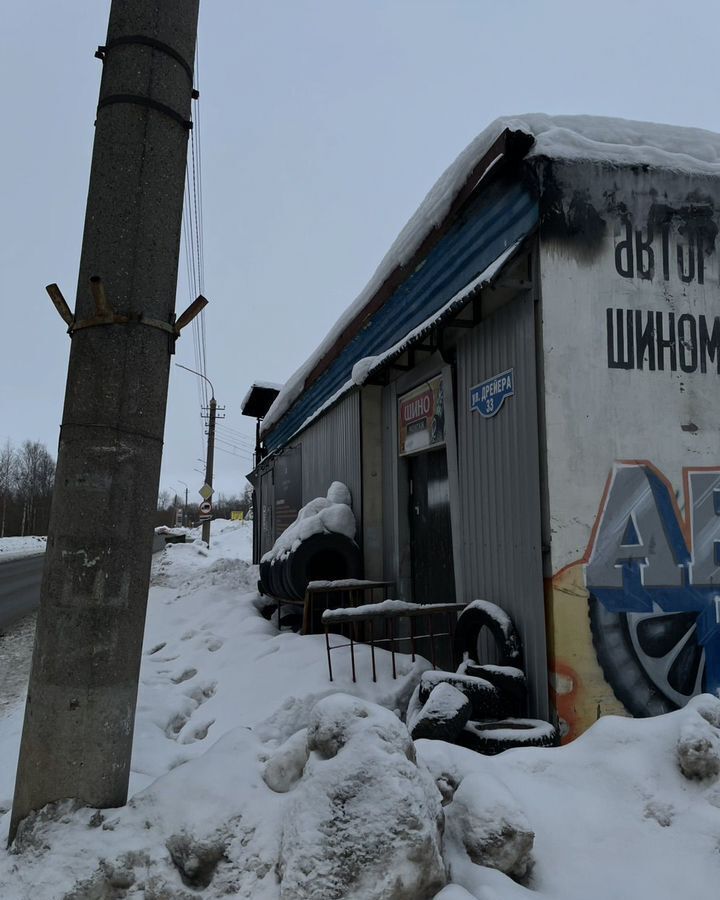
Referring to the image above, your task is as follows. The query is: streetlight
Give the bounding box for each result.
[176,363,214,401]
[176,363,217,547]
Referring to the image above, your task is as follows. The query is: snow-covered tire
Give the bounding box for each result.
[419,670,502,720]
[453,600,522,669]
[462,663,528,718]
[280,554,302,601]
[459,718,559,755]
[285,532,362,603]
[409,683,472,742]
[259,560,272,596]
[268,557,287,599]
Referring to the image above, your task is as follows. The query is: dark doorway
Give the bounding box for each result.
[408,449,456,604]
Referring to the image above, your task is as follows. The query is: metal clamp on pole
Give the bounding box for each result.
[45,279,208,355]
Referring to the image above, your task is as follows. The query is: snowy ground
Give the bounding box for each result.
[0,535,46,562]
[0,519,719,898]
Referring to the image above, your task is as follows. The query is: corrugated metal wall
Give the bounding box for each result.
[456,292,548,718]
[257,467,275,558]
[381,380,401,590]
[298,391,363,525]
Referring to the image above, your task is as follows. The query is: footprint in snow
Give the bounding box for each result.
[171,668,198,685]
[165,713,188,739]
[181,719,214,743]
[187,682,217,705]
[147,642,166,655]
[205,637,223,652]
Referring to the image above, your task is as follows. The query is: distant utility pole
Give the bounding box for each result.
[202,395,217,545]
[175,364,222,546]
[10,0,201,842]
[178,480,188,525]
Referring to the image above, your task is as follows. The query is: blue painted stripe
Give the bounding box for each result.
[266,178,538,451]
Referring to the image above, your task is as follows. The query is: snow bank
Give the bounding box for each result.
[261,481,355,563]
[0,535,46,562]
[4,515,720,899]
[262,113,720,438]
[0,518,429,899]
[420,694,720,900]
[279,694,446,899]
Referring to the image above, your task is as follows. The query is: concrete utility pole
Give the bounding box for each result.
[175,363,218,546]
[178,480,189,525]
[202,395,217,545]
[10,0,200,842]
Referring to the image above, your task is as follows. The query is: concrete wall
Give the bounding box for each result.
[538,159,720,738]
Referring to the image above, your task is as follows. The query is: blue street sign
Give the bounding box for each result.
[470,368,514,418]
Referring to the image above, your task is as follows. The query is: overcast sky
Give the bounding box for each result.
[2,0,720,505]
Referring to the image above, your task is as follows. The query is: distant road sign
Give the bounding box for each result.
[199,483,214,501]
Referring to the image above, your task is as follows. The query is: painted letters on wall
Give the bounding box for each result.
[539,162,720,738]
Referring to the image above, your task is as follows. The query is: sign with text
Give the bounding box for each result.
[398,375,445,456]
[470,368,514,418]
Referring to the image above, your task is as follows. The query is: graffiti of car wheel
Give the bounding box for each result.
[458,718,559,755]
[588,594,705,717]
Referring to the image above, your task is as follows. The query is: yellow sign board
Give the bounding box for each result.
[230,510,244,521]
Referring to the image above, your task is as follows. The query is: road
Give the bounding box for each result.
[0,554,45,631]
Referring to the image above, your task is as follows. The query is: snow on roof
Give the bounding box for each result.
[273,239,522,448]
[262,113,720,438]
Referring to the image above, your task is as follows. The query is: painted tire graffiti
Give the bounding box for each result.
[589,595,705,717]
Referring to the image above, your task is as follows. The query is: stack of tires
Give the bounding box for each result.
[258,532,362,603]
[407,600,559,755]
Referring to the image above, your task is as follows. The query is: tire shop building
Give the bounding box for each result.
[245,114,720,740]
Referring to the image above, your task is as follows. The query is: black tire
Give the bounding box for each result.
[459,718,559,755]
[410,684,472,743]
[453,600,522,669]
[464,663,528,718]
[268,556,285,598]
[419,670,502,720]
[278,556,305,601]
[259,560,272,596]
[588,594,704,718]
[285,532,362,602]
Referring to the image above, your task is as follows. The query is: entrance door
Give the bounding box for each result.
[408,449,456,604]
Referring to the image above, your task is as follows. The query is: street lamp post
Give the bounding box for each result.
[176,364,217,546]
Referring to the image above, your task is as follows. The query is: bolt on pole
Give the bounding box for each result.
[10,0,200,843]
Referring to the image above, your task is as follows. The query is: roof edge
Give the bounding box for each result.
[304,128,534,389]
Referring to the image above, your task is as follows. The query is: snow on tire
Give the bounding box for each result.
[459,718,559,755]
[461,662,528,718]
[419,670,502,720]
[453,599,523,669]
[259,559,272,596]
[285,532,362,602]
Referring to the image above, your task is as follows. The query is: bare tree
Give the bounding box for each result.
[15,441,55,535]
[0,439,16,538]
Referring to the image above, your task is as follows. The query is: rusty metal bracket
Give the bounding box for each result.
[46,279,208,356]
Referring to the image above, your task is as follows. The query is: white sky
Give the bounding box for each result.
[2,0,720,504]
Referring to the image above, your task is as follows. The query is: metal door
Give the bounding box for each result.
[408,449,456,604]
